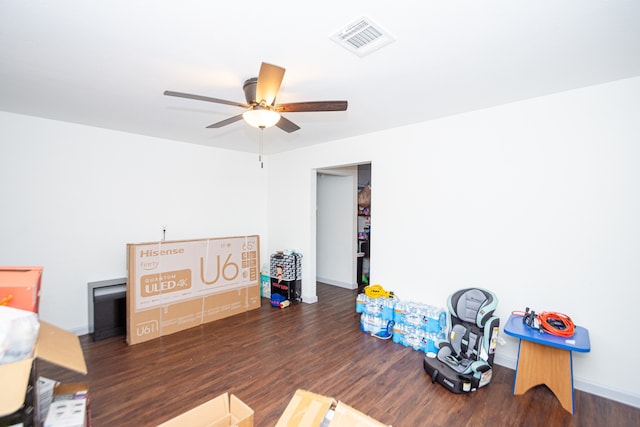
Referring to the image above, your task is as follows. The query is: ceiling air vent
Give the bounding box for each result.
[331,16,395,57]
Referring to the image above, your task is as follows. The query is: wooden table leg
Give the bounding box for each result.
[514,339,574,414]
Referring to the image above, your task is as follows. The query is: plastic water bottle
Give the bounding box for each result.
[382,297,395,321]
[356,293,366,313]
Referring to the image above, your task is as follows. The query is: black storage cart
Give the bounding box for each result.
[270,252,302,302]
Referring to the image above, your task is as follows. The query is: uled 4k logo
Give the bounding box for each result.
[141,269,191,297]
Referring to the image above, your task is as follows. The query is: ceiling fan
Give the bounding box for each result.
[164,62,348,133]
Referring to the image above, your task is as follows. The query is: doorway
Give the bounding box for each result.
[315,162,371,290]
[357,164,371,290]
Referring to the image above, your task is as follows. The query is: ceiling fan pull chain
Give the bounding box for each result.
[259,127,264,168]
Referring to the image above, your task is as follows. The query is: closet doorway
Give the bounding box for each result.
[315,163,371,290]
[356,164,371,290]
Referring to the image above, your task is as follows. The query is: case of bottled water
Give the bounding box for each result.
[393,301,447,332]
[355,292,447,350]
[355,293,394,321]
[392,301,447,353]
[360,313,394,339]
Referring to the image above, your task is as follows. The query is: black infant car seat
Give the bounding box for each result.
[423,287,500,393]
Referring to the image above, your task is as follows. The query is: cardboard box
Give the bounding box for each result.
[44,383,90,427]
[38,377,59,423]
[0,359,38,427]
[156,392,253,427]
[45,398,87,427]
[127,236,261,345]
[276,390,391,427]
[0,266,43,313]
[0,321,88,419]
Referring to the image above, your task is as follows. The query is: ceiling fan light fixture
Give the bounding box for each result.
[164,61,347,133]
[242,108,281,128]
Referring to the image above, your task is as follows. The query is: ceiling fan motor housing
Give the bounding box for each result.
[243,77,258,105]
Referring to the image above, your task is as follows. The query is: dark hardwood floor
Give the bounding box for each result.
[39,283,639,426]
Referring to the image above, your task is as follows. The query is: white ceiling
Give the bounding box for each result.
[1,1,639,155]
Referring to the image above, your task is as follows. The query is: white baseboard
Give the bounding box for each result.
[302,294,318,304]
[493,353,517,370]
[316,277,357,290]
[72,326,90,336]
[575,378,640,409]
[493,354,640,409]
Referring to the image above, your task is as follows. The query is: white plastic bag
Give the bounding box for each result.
[0,305,40,364]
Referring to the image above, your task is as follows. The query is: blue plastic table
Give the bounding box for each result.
[503,314,590,415]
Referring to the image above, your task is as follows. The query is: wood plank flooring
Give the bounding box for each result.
[38,283,639,426]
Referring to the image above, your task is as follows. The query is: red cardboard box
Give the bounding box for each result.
[0,266,43,313]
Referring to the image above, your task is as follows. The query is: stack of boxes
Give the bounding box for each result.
[1,266,43,427]
[356,292,448,354]
[1,266,89,427]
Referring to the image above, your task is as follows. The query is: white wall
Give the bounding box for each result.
[316,170,357,288]
[2,76,638,406]
[266,77,640,407]
[0,112,268,332]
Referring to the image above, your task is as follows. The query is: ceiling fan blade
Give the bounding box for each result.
[255,63,285,106]
[276,101,348,112]
[276,115,301,133]
[164,90,248,108]
[206,114,244,128]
